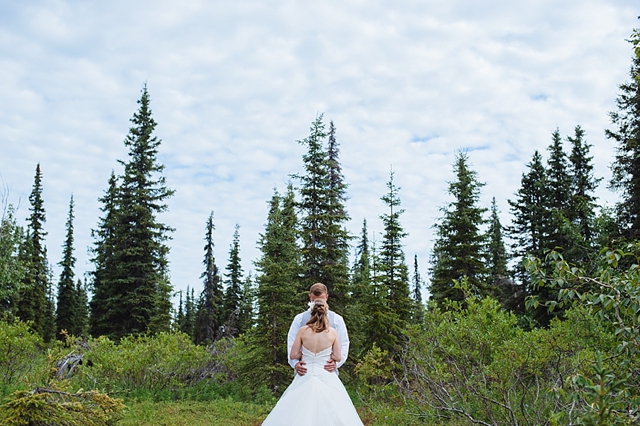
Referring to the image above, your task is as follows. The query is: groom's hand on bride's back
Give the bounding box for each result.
[295,361,307,376]
[324,359,336,373]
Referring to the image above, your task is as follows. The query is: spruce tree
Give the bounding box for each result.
[362,235,397,354]
[507,151,549,282]
[607,35,640,239]
[116,84,174,336]
[508,150,559,325]
[89,172,119,337]
[568,125,601,247]
[250,186,301,391]
[16,164,51,340]
[324,120,351,312]
[73,278,89,337]
[56,196,77,338]
[178,286,196,338]
[377,170,411,350]
[237,274,255,336]
[347,219,372,361]
[222,224,243,336]
[175,290,185,332]
[296,116,350,312]
[429,152,488,307]
[90,86,174,338]
[545,129,576,255]
[487,197,508,280]
[194,212,223,345]
[411,254,425,324]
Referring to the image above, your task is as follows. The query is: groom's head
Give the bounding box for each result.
[309,283,328,303]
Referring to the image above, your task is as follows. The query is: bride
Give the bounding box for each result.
[262,300,364,425]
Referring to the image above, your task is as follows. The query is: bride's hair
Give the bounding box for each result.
[306,300,330,333]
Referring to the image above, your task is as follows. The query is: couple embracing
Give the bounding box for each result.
[262,283,364,425]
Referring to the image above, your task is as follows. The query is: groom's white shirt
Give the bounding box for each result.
[287,309,349,370]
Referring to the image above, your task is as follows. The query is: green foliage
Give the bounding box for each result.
[248,186,302,392]
[607,30,640,239]
[568,125,602,249]
[397,293,616,425]
[430,152,488,306]
[56,196,78,339]
[71,333,213,397]
[295,116,351,312]
[0,319,43,384]
[0,384,124,426]
[195,211,223,345]
[90,85,175,339]
[525,245,640,422]
[16,164,53,341]
[222,224,244,337]
[0,203,25,315]
[571,353,639,425]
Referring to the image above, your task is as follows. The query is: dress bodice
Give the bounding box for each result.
[301,346,333,375]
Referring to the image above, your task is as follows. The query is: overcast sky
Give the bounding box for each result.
[1,1,638,303]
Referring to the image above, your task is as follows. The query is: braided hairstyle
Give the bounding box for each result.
[306,300,330,333]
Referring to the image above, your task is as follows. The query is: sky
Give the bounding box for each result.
[1,0,638,303]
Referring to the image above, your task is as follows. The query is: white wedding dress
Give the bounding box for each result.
[262,346,364,425]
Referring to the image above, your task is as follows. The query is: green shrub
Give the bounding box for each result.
[397,297,616,425]
[0,384,124,426]
[0,319,43,384]
[71,332,214,397]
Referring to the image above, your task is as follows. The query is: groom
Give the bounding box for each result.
[287,283,350,376]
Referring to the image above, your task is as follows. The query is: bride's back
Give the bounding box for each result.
[299,326,337,354]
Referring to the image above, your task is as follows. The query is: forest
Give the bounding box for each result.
[1,24,640,426]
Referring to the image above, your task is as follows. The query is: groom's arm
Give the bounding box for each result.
[335,315,349,369]
[287,313,303,369]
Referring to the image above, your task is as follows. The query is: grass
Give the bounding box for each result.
[118,398,443,426]
[119,399,271,426]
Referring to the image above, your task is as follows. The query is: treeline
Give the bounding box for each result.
[1,22,640,424]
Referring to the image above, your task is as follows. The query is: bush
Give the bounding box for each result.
[0,384,124,426]
[70,332,215,397]
[0,319,43,384]
[396,297,616,425]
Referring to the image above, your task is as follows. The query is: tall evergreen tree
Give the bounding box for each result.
[56,195,77,339]
[377,170,411,350]
[222,224,243,336]
[508,150,562,325]
[250,186,301,391]
[507,151,549,282]
[362,231,397,354]
[487,197,508,280]
[178,286,196,338]
[429,152,488,307]
[568,125,601,250]
[545,129,576,254]
[89,172,119,337]
[346,219,372,361]
[175,290,185,332]
[237,274,255,336]
[90,86,175,338]
[351,219,371,302]
[607,36,640,239]
[411,254,425,324]
[194,212,223,345]
[296,116,350,313]
[73,278,89,337]
[324,120,351,312]
[16,164,51,340]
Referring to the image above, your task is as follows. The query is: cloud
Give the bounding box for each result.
[0,0,636,300]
